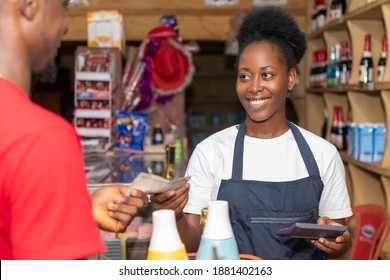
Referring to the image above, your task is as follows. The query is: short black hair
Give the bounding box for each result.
[236,6,307,70]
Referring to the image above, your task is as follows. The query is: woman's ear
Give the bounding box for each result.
[20,0,39,21]
[288,67,297,91]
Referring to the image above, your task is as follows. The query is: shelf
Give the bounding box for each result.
[340,151,390,177]
[75,109,111,119]
[75,72,111,81]
[307,0,390,39]
[76,127,111,137]
[306,82,390,93]
[76,90,111,100]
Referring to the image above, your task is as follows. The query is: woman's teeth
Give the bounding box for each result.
[249,99,268,105]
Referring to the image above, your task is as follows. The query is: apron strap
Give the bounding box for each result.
[232,122,246,180]
[231,121,321,180]
[287,121,321,177]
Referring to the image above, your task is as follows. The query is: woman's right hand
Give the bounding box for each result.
[151,182,190,218]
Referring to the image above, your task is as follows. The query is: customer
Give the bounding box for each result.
[0,0,148,259]
[152,6,352,260]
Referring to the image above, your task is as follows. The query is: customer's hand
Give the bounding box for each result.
[151,182,190,219]
[91,185,148,233]
[311,216,351,259]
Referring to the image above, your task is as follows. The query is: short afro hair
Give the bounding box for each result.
[236,6,307,70]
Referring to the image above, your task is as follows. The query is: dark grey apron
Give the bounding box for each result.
[217,121,324,260]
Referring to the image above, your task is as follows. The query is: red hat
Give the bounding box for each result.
[148,27,194,96]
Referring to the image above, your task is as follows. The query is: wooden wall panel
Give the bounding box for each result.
[64,0,307,41]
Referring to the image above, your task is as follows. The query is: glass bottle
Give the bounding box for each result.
[377,35,387,83]
[152,123,164,145]
[339,41,350,85]
[359,34,374,84]
[330,0,346,20]
[336,107,347,151]
[334,42,342,86]
[330,106,339,146]
[316,0,326,29]
[327,46,336,87]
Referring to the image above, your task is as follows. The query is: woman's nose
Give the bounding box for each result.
[249,79,264,94]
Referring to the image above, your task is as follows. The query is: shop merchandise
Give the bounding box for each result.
[147,210,188,260]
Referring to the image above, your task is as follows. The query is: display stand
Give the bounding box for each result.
[73,46,122,153]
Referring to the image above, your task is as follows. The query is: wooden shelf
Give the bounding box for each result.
[305,0,390,258]
[306,82,390,93]
[307,0,390,39]
[340,151,390,177]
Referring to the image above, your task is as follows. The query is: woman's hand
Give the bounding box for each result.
[91,185,148,233]
[151,182,190,220]
[311,216,351,259]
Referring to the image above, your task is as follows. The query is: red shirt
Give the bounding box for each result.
[0,78,106,259]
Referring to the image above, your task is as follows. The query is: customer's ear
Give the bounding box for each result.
[19,0,39,21]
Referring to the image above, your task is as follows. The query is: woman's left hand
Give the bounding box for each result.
[91,185,148,233]
[311,216,351,259]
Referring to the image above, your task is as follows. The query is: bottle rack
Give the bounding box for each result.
[73,47,121,153]
[305,0,390,258]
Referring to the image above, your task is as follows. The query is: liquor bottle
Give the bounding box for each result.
[165,144,176,180]
[359,34,374,84]
[152,123,164,144]
[327,46,336,87]
[336,107,347,151]
[334,42,342,86]
[347,43,353,82]
[339,41,349,85]
[330,0,346,20]
[377,35,387,83]
[316,0,326,29]
[330,106,339,145]
[318,48,328,87]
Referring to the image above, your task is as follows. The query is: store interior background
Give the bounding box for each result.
[30,0,390,259]
[32,0,305,151]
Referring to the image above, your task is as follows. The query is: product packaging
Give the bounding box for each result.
[373,123,386,162]
[358,123,374,162]
[115,111,148,152]
[87,10,125,52]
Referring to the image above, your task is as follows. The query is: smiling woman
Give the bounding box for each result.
[151,5,353,260]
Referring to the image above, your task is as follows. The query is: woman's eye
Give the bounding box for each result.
[239,73,250,81]
[263,72,273,79]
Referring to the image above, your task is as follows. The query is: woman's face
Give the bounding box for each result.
[236,41,296,125]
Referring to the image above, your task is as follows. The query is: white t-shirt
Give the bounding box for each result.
[184,124,352,220]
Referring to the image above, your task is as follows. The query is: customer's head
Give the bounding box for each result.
[0,0,69,74]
